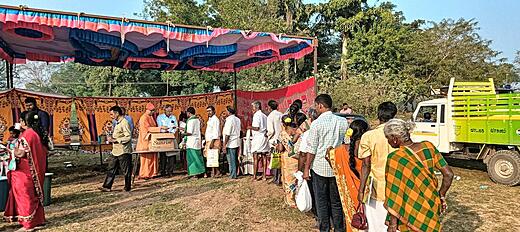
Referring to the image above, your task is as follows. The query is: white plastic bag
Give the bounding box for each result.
[294,171,312,213]
[206,149,219,167]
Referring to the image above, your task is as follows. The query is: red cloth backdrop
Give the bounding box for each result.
[236,77,316,129]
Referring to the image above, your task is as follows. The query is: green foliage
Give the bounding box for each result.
[161,71,233,95]
[141,0,210,25]
[514,51,520,79]
[340,4,416,75]
[206,0,284,32]
[405,19,517,86]
[331,73,428,118]
[48,63,165,97]
[315,65,339,94]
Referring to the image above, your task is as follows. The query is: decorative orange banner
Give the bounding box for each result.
[0,89,73,145]
[74,92,234,144]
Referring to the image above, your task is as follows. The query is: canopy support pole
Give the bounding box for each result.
[312,38,318,75]
[166,78,169,96]
[5,60,10,89]
[109,67,113,96]
[10,63,14,88]
[233,72,237,111]
[6,62,14,89]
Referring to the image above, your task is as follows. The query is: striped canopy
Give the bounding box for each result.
[0,5,315,72]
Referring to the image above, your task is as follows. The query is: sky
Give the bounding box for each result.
[3,0,519,62]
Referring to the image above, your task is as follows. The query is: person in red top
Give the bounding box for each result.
[4,111,48,231]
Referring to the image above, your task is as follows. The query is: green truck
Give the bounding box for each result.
[412,78,520,186]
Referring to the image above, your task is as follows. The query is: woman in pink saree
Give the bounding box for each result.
[4,111,48,231]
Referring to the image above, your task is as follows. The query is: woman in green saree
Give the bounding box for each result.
[383,119,454,232]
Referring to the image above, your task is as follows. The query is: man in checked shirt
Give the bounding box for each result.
[303,94,349,232]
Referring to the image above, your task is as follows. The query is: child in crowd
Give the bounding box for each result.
[1,126,21,176]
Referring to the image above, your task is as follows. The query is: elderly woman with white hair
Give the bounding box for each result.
[384,119,454,232]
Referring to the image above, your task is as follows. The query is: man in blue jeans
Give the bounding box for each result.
[304,94,349,232]
[222,106,241,179]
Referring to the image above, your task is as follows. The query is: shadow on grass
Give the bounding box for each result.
[44,179,235,230]
[445,158,487,172]
[0,223,21,232]
[443,192,483,232]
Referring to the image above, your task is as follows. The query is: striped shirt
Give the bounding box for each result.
[308,111,348,177]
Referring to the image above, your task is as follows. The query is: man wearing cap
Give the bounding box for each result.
[136,103,159,179]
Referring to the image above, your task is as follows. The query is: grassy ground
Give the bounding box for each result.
[1,152,519,231]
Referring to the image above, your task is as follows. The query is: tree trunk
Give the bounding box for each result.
[340,34,349,80]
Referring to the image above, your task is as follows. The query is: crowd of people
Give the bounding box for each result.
[0,94,455,232]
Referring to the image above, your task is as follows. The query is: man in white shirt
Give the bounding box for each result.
[249,101,270,181]
[205,106,221,178]
[266,100,283,184]
[222,106,241,179]
[304,94,348,231]
[184,107,205,177]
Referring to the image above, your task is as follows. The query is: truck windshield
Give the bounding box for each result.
[416,105,438,123]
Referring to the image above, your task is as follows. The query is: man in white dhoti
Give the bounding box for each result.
[249,101,270,181]
[205,105,221,178]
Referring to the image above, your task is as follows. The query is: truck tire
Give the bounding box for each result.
[487,150,520,186]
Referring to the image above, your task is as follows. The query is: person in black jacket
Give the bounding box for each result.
[24,97,51,135]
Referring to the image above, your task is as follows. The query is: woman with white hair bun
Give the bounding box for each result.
[383,119,454,232]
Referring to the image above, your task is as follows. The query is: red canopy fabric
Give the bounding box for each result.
[0,5,315,72]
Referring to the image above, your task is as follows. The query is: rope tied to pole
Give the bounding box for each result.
[166,21,175,53]
[206,26,213,48]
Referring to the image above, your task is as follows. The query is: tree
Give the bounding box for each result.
[331,73,421,118]
[16,62,60,92]
[141,0,210,25]
[338,3,417,76]
[47,63,166,97]
[312,0,366,79]
[513,51,520,79]
[406,19,517,86]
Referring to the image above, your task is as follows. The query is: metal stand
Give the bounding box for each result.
[233,71,238,110]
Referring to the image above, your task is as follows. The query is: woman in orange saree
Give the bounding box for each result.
[327,120,369,232]
[4,111,48,231]
[137,103,159,179]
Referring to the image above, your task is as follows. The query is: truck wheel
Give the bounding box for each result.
[487,150,520,186]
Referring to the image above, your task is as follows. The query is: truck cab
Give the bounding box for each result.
[411,98,450,153]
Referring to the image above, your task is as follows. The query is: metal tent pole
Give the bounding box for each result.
[5,60,10,89]
[233,71,238,111]
[109,67,113,96]
[166,78,169,96]
[10,63,14,88]
[312,39,318,75]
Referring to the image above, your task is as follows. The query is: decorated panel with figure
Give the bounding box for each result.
[0,89,73,145]
[74,92,234,144]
